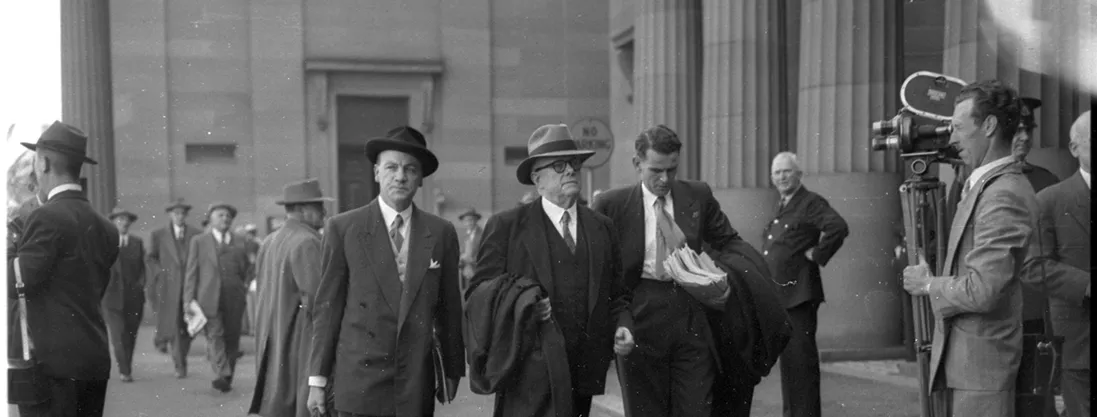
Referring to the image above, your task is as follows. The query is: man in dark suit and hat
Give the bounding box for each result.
[103,207,147,383]
[467,124,634,417]
[458,207,484,291]
[250,178,333,417]
[7,121,120,416]
[307,126,465,417]
[147,198,201,374]
[183,202,253,392]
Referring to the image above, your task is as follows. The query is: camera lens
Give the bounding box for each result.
[872,120,897,136]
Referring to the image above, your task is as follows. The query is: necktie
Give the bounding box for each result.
[390,214,404,252]
[561,211,576,253]
[654,197,668,280]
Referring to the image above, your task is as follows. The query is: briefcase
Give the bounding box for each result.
[1015,326,1063,416]
[8,258,51,406]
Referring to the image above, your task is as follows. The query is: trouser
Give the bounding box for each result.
[1061,369,1090,417]
[711,373,755,417]
[17,378,109,417]
[618,280,715,417]
[103,305,143,376]
[946,388,1014,417]
[779,301,821,417]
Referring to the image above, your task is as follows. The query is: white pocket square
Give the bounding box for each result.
[429,259,441,269]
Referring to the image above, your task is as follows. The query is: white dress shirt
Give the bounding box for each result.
[962,155,1015,200]
[38,183,83,205]
[174,225,186,240]
[541,197,578,242]
[308,200,414,389]
[641,183,675,280]
[120,234,129,248]
[1081,167,1091,189]
[211,228,231,245]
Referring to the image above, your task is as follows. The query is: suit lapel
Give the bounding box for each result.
[1067,173,1091,236]
[943,161,1017,273]
[623,186,646,269]
[355,202,402,315]
[671,181,700,249]
[398,207,435,332]
[520,201,556,298]
[577,207,602,316]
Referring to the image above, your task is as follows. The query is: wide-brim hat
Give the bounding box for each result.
[458,208,482,221]
[165,198,193,213]
[206,201,238,219]
[21,121,98,165]
[516,124,594,186]
[276,178,335,205]
[108,207,138,222]
[364,126,439,177]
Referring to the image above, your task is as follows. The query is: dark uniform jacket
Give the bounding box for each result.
[761,186,849,309]
[103,235,146,313]
[7,189,120,380]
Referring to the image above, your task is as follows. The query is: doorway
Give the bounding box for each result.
[335,95,410,213]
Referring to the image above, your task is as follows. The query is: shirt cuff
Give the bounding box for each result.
[308,376,327,388]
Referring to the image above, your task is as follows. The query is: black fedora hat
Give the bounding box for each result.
[108,207,138,222]
[276,178,335,205]
[365,126,440,177]
[21,121,98,165]
[165,198,193,213]
[458,208,482,221]
[516,124,594,186]
[206,201,238,219]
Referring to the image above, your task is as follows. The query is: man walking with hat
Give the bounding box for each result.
[103,207,147,383]
[458,208,484,292]
[8,121,120,416]
[307,126,465,417]
[147,198,201,374]
[249,178,333,417]
[465,124,634,417]
[184,201,253,392]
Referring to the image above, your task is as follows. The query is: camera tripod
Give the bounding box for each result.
[897,151,951,417]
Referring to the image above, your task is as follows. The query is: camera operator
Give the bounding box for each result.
[902,80,1038,417]
[1021,110,1091,417]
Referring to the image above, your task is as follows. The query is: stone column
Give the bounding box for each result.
[700,0,784,189]
[943,0,1089,180]
[634,0,701,179]
[61,0,115,214]
[796,0,907,356]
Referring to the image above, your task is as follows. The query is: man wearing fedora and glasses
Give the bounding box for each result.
[249,178,333,417]
[103,207,147,383]
[466,124,634,417]
[8,121,120,416]
[183,202,253,392]
[147,198,201,373]
[307,126,465,417]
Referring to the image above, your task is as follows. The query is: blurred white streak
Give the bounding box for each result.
[984,0,1097,94]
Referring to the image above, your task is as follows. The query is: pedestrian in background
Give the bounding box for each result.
[249,179,332,417]
[147,198,201,367]
[103,207,147,383]
[458,208,483,292]
[764,151,849,417]
[9,121,120,416]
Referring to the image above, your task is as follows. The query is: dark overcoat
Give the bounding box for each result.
[147,223,200,337]
[103,235,146,313]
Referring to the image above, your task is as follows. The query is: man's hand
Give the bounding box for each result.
[306,386,327,416]
[535,297,552,322]
[902,252,933,296]
[614,327,635,356]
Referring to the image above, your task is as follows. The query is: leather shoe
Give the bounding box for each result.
[212,377,232,393]
[120,374,134,383]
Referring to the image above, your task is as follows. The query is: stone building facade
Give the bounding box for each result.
[607,0,1091,358]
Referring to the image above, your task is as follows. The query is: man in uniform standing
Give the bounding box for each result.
[250,178,332,417]
[147,198,200,370]
[103,207,147,383]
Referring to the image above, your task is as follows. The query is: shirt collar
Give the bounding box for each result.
[44,183,83,202]
[966,155,1016,192]
[540,196,576,225]
[641,182,673,208]
[1081,167,1091,189]
[780,184,802,203]
[379,199,414,229]
[211,228,230,244]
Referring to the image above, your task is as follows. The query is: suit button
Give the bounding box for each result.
[768,234,773,240]
[763,250,769,256]
[773,219,779,224]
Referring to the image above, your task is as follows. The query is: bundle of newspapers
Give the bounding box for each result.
[663,247,730,310]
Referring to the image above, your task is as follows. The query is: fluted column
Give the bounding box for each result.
[796,0,906,355]
[943,0,1089,171]
[61,0,115,214]
[701,0,784,188]
[634,0,701,179]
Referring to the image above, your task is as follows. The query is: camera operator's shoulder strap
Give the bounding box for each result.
[13,257,34,361]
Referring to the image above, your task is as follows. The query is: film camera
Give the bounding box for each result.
[871,71,967,171]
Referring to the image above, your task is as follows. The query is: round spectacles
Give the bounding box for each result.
[533,158,583,174]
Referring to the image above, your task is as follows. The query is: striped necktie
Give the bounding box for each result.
[561,211,576,253]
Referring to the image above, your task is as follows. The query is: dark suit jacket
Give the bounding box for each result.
[309,200,464,416]
[468,198,629,395]
[1022,171,1090,370]
[6,189,120,380]
[183,231,252,318]
[1016,162,1061,323]
[761,186,850,309]
[103,235,146,312]
[593,180,761,370]
[147,223,200,334]
[928,160,1036,391]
